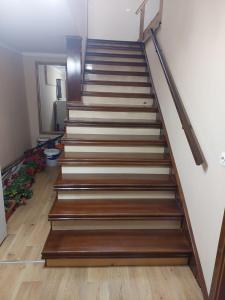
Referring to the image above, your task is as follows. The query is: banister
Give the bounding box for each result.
[136,0,149,40]
[150,29,205,166]
[136,0,149,15]
[66,36,82,102]
[136,0,163,42]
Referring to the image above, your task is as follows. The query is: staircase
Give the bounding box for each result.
[42,39,192,267]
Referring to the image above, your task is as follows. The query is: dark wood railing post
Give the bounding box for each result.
[150,29,205,166]
[66,36,82,102]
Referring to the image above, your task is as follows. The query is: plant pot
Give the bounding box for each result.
[5,200,17,222]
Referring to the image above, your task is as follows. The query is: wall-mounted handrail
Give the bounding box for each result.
[66,36,82,102]
[150,29,205,166]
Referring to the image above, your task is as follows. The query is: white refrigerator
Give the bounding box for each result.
[0,170,7,244]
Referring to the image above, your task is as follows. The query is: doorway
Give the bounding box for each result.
[36,63,67,134]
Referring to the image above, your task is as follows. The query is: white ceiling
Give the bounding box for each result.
[0,0,87,54]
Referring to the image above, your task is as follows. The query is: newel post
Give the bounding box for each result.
[66,36,82,102]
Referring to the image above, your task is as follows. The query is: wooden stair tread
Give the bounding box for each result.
[42,38,193,268]
[87,45,142,51]
[59,152,171,166]
[65,118,162,128]
[49,199,183,220]
[87,39,143,46]
[83,80,151,87]
[54,174,176,190]
[86,52,145,59]
[67,103,157,112]
[42,229,191,259]
[62,134,166,146]
[59,152,170,163]
[82,91,153,98]
[63,133,164,141]
[85,70,149,76]
[85,60,147,67]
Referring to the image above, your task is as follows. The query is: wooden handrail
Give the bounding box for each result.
[66,36,82,102]
[143,0,163,41]
[136,0,148,15]
[150,29,205,165]
[136,0,149,40]
[136,0,163,41]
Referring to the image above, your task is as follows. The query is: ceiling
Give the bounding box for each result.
[0,0,87,54]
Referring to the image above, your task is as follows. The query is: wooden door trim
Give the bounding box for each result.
[210,210,225,300]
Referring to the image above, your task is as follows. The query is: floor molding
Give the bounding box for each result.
[0,259,44,265]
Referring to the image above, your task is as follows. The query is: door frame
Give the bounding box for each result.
[35,62,67,135]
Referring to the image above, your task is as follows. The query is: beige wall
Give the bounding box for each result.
[0,45,31,168]
[88,0,142,41]
[146,0,225,291]
[23,54,66,146]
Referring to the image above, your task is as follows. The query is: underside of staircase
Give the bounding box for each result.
[42,38,193,268]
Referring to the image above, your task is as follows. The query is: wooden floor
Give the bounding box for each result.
[0,167,57,261]
[0,264,203,300]
[0,167,203,300]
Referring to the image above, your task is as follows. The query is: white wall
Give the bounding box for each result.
[146,0,225,292]
[88,0,142,41]
[0,44,31,167]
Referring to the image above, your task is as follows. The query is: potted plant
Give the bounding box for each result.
[3,147,46,220]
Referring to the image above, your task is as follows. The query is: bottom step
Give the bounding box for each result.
[42,229,192,267]
[45,257,188,267]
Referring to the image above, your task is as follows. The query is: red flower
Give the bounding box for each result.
[26,168,35,176]
[4,179,10,187]
[12,173,18,179]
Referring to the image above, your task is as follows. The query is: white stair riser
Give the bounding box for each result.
[83,85,150,94]
[66,127,160,136]
[87,56,145,62]
[57,190,175,200]
[64,146,165,154]
[61,166,170,175]
[69,110,156,120]
[52,220,180,230]
[86,64,146,72]
[85,74,148,82]
[82,96,153,107]
[87,48,143,55]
